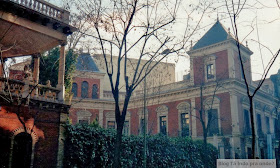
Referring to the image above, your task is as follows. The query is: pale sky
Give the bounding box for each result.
[49,0,280,81]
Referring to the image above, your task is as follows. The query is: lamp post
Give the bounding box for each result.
[143,76,147,168]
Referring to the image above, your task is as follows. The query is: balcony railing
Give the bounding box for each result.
[8,0,70,23]
[0,77,60,103]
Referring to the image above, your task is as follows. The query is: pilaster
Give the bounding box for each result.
[191,98,197,137]
[57,42,66,102]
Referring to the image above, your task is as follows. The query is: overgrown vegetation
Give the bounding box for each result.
[63,124,218,168]
[37,47,78,93]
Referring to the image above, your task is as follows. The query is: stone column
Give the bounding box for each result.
[57,42,66,101]
[230,93,241,159]
[99,109,104,127]
[191,98,197,137]
[32,53,40,84]
[56,112,68,168]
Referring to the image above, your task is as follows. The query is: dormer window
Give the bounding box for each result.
[207,64,214,79]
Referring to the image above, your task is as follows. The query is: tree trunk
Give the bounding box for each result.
[202,127,208,167]
[113,122,123,168]
[203,128,207,145]
[249,96,256,159]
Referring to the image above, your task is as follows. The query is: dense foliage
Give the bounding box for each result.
[37,47,78,92]
[64,124,218,168]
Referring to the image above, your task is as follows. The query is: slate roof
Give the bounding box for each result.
[76,53,100,72]
[192,20,230,50]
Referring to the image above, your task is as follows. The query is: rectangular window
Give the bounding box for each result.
[274,119,278,137]
[181,113,189,137]
[123,121,129,136]
[244,109,251,135]
[266,117,270,134]
[107,121,115,129]
[241,66,245,80]
[247,147,252,159]
[208,109,219,136]
[206,64,214,79]
[79,119,88,124]
[160,116,167,135]
[140,118,145,135]
[257,114,263,136]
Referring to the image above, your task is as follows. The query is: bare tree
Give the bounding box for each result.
[71,0,211,166]
[225,0,280,158]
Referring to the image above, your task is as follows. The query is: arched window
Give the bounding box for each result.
[156,105,168,135]
[81,81,88,98]
[72,83,77,97]
[177,102,191,137]
[92,84,98,99]
[12,133,32,168]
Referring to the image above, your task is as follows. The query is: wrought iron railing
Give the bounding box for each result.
[8,0,70,23]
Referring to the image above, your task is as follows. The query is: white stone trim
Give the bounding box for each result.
[156,105,169,134]
[177,102,191,136]
[204,54,217,82]
[77,110,92,124]
[137,108,148,134]
[204,96,221,135]
[191,98,197,137]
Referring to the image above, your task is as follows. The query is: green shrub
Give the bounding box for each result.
[63,124,218,168]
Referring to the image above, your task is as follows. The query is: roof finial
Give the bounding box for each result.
[227,28,231,39]
[190,40,193,50]
[246,41,248,48]
[217,12,219,22]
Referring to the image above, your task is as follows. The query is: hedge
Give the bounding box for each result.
[63,123,218,168]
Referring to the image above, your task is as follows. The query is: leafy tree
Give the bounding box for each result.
[38,47,78,93]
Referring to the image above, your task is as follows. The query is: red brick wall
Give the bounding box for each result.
[193,57,204,85]
[0,105,61,168]
[193,50,229,85]
[233,51,252,82]
[195,92,232,137]
[128,99,191,136]
[215,50,229,79]
[73,77,100,98]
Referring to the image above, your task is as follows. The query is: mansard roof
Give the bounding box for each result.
[76,53,100,72]
[192,20,230,50]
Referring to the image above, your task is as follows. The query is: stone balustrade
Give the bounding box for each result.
[0,77,61,103]
[134,80,193,97]
[8,0,70,23]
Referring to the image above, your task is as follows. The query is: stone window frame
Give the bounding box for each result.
[256,113,263,136]
[204,55,217,82]
[204,96,221,136]
[263,105,272,134]
[105,111,131,135]
[77,110,92,124]
[243,108,251,135]
[81,81,89,98]
[9,127,38,168]
[92,84,98,99]
[156,105,168,135]
[72,82,78,97]
[177,102,191,137]
[137,108,148,135]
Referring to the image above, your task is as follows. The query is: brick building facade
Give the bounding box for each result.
[70,20,280,159]
[0,0,75,167]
